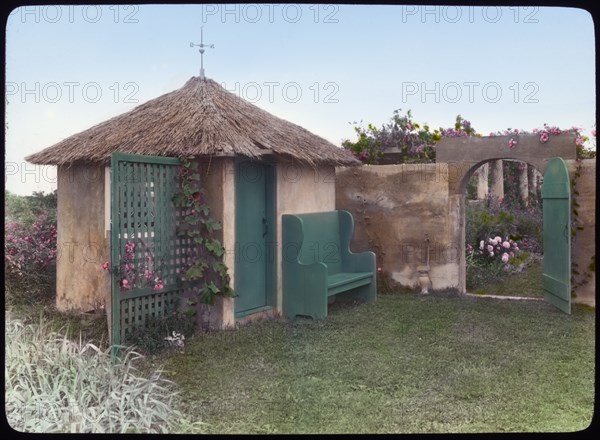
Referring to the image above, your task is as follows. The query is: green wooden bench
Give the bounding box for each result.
[282,210,377,319]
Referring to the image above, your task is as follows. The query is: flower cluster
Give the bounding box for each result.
[488,124,595,157]
[102,239,164,292]
[5,212,58,278]
[467,235,520,265]
[164,330,185,351]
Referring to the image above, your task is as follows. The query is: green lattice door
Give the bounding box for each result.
[110,153,190,347]
[541,157,571,314]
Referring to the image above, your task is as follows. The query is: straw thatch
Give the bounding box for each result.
[26,76,359,167]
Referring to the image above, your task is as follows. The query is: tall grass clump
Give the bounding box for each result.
[4,312,205,433]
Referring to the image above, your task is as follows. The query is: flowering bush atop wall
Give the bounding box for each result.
[342,111,478,164]
[102,239,164,292]
[489,124,596,158]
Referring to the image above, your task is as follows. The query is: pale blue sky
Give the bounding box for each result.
[5,4,596,195]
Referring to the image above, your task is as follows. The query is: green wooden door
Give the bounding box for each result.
[235,160,269,315]
[541,157,571,314]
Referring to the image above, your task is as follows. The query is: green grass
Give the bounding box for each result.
[471,258,544,297]
[6,296,109,348]
[148,293,594,433]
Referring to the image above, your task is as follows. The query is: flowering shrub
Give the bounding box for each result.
[102,239,164,292]
[468,235,520,264]
[490,124,596,159]
[342,111,478,164]
[5,211,58,302]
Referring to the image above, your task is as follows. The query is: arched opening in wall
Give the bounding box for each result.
[463,159,545,297]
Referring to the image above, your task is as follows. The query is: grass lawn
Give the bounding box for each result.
[140,292,595,434]
[470,257,544,298]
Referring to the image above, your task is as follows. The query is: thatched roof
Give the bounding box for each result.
[26,76,359,167]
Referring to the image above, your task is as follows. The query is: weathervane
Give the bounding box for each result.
[190,27,214,80]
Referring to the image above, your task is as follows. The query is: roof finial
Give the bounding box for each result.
[190,27,214,80]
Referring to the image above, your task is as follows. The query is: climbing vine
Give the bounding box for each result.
[173,157,234,305]
[570,153,595,294]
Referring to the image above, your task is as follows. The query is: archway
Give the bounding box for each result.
[437,133,576,313]
[462,159,544,297]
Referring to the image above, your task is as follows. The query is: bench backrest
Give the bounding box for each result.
[288,211,345,274]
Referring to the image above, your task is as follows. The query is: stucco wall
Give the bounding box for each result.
[336,164,461,291]
[276,162,336,310]
[567,159,596,307]
[336,161,595,307]
[56,164,110,312]
[195,157,235,329]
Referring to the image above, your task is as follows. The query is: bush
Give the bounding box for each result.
[5,211,58,305]
[4,312,205,433]
[466,195,542,253]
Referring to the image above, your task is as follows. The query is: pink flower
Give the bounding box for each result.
[514,246,519,252]
[503,241,510,249]
[494,236,502,243]
[502,253,509,263]
[508,138,517,149]
[539,132,549,143]
[489,251,494,257]
[510,252,514,257]
[592,129,596,137]
[377,267,383,273]
[102,261,110,271]
[144,269,153,279]
[479,240,485,250]
[487,245,494,253]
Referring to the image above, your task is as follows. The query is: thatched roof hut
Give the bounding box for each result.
[34,75,358,328]
[26,76,359,167]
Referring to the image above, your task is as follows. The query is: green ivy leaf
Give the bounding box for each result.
[205,239,224,257]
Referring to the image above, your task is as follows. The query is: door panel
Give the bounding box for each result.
[542,157,571,314]
[235,160,268,313]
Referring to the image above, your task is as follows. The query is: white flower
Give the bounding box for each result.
[479,240,485,250]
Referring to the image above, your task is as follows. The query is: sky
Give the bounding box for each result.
[4,4,596,195]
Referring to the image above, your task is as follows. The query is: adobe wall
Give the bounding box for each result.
[335,164,462,291]
[56,164,110,312]
[567,159,596,307]
[336,159,595,307]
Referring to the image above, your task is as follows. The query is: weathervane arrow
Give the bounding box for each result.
[190,27,214,80]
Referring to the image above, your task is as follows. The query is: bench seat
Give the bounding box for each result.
[282,210,377,319]
[327,272,373,296]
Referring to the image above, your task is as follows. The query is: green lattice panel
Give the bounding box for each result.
[111,153,183,349]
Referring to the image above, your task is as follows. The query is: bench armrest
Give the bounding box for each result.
[338,210,377,273]
[344,250,376,273]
